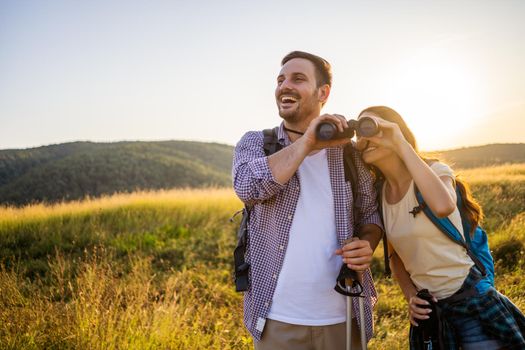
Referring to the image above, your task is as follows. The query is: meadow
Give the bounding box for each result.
[1,164,524,349]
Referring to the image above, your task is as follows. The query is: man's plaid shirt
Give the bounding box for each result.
[232,123,382,342]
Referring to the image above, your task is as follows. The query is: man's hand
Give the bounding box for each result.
[268,113,352,185]
[334,238,373,271]
[301,113,352,152]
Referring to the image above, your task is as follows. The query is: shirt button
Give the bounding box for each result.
[279,245,284,250]
[273,274,277,279]
[265,302,269,307]
[287,215,292,220]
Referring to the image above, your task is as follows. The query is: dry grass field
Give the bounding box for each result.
[1,164,524,349]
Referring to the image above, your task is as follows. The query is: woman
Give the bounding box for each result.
[355,106,525,349]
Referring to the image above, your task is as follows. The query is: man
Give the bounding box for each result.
[232,51,383,349]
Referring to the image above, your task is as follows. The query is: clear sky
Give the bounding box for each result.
[1,0,524,151]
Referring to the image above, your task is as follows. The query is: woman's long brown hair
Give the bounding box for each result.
[358,106,483,235]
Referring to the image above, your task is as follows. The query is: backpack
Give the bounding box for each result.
[414,184,495,290]
[232,127,360,292]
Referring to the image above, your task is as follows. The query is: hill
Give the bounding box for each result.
[432,143,525,169]
[1,141,523,205]
[0,141,234,205]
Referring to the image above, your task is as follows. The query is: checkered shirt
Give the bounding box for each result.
[410,266,525,349]
[232,123,382,342]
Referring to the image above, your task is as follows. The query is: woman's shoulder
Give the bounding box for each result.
[427,160,455,178]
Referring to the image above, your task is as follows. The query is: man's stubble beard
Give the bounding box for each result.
[278,106,302,123]
[278,91,320,124]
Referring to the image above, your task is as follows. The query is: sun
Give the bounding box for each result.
[386,46,489,151]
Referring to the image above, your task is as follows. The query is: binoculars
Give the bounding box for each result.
[316,116,379,141]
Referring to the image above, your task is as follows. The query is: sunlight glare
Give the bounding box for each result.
[387,46,489,150]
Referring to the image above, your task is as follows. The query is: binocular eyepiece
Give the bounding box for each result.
[316,116,379,141]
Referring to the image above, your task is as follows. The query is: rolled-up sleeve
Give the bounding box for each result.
[353,149,383,229]
[232,131,286,206]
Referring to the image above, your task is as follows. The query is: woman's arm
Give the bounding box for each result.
[389,248,435,326]
[364,118,456,217]
[395,141,456,217]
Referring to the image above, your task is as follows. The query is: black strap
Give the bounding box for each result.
[283,125,305,136]
[375,178,391,278]
[233,207,250,292]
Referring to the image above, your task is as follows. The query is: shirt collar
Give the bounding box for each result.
[277,122,291,146]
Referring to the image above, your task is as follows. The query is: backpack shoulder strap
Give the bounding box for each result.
[262,127,282,156]
[414,185,487,276]
[233,207,250,292]
[375,179,392,277]
[414,187,464,245]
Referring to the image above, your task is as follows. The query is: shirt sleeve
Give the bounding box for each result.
[430,161,455,179]
[352,148,383,229]
[232,131,286,206]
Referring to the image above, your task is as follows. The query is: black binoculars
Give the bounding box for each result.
[316,116,379,141]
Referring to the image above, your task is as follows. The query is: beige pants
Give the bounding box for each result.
[254,318,362,350]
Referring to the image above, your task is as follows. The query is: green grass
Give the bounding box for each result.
[0,166,524,349]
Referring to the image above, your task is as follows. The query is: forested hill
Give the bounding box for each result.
[0,141,234,205]
[0,141,523,205]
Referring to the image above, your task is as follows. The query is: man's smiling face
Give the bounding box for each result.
[275,58,323,124]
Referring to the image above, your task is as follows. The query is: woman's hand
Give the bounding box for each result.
[407,293,438,326]
[356,116,408,154]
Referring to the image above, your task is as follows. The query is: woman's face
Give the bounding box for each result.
[356,111,394,165]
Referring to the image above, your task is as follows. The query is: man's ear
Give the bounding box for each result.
[318,84,330,105]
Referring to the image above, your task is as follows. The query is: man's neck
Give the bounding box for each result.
[283,112,319,142]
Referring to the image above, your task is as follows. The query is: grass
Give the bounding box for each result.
[1,166,524,349]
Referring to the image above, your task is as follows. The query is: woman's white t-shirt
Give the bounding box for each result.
[382,162,474,299]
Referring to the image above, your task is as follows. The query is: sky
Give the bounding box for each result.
[1,0,524,151]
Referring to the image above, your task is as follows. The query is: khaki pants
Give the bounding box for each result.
[254,318,362,350]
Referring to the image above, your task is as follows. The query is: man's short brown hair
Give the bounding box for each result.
[281,51,332,87]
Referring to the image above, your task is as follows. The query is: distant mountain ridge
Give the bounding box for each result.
[0,141,523,205]
[429,143,525,169]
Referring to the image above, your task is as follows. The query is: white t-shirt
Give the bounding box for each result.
[382,162,474,299]
[267,149,346,325]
